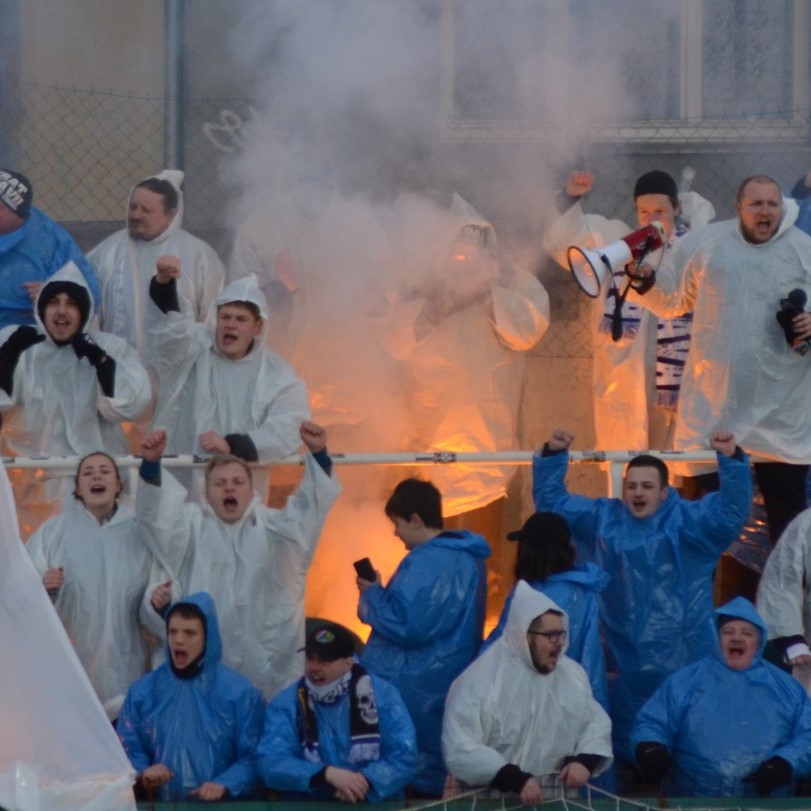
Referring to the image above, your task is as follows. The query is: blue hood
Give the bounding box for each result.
[166,591,223,670]
[429,529,491,560]
[713,596,768,665]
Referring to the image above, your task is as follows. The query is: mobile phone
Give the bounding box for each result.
[354,557,376,581]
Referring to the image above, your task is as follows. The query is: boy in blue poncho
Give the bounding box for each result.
[118,592,264,801]
[356,477,491,796]
[632,597,811,797]
[258,621,417,802]
[532,428,752,779]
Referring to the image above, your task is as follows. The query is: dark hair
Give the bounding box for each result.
[167,602,207,628]
[73,451,122,501]
[528,609,564,633]
[514,534,576,582]
[626,454,669,488]
[135,177,179,211]
[736,175,780,203]
[385,477,443,529]
[204,454,253,487]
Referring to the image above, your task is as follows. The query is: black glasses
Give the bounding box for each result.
[527,630,567,643]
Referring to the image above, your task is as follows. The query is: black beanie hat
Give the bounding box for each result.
[0,170,33,220]
[634,170,678,201]
[37,281,91,330]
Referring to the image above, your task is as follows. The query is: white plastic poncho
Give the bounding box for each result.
[442,581,612,789]
[386,195,550,514]
[632,199,811,462]
[26,498,164,721]
[543,195,714,452]
[757,506,811,690]
[137,452,341,700]
[0,459,136,811]
[0,261,151,457]
[89,169,225,359]
[148,274,310,460]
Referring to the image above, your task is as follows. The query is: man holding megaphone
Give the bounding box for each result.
[544,169,715,453]
[628,175,811,547]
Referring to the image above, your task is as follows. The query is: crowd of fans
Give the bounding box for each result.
[6,163,811,803]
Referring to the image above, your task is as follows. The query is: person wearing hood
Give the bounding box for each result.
[147,261,309,469]
[26,451,170,722]
[258,621,418,803]
[532,428,751,776]
[0,261,151,536]
[88,171,224,359]
[442,582,612,805]
[0,261,150,456]
[480,511,609,713]
[117,592,264,802]
[629,175,811,545]
[387,194,550,518]
[631,598,811,797]
[136,420,341,702]
[756,505,811,686]
[0,169,100,330]
[356,477,491,796]
[543,168,715,453]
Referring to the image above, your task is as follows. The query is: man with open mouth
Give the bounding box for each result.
[118,592,264,802]
[632,597,811,797]
[136,419,341,703]
[532,427,752,785]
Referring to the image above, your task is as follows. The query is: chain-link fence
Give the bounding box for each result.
[6,81,811,367]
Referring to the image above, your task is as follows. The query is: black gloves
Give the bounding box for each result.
[491,763,535,794]
[0,326,45,395]
[71,332,106,365]
[743,756,792,796]
[71,333,116,397]
[149,276,180,314]
[635,741,670,782]
[776,290,809,353]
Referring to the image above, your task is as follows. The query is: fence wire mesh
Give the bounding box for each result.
[4,81,811,364]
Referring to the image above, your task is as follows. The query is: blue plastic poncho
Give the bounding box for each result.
[358,529,491,794]
[0,208,99,328]
[532,449,752,761]
[481,564,610,712]
[117,592,264,800]
[258,668,417,802]
[631,597,811,796]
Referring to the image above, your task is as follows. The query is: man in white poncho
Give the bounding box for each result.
[89,170,224,360]
[630,175,811,545]
[137,421,341,701]
[147,264,310,468]
[442,581,612,805]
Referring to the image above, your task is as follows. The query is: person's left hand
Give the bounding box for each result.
[560,762,590,789]
[709,431,737,457]
[189,781,227,801]
[793,311,811,340]
[300,421,327,454]
[198,431,230,454]
[356,573,380,593]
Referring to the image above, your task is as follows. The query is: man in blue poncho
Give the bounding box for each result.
[356,477,491,796]
[258,621,417,802]
[118,592,264,802]
[0,169,99,328]
[532,428,752,779]
[631,597,811,796]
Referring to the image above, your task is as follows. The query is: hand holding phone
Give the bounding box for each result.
[354,557,377,582]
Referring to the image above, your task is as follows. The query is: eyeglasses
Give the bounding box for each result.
[527,630,567,643]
